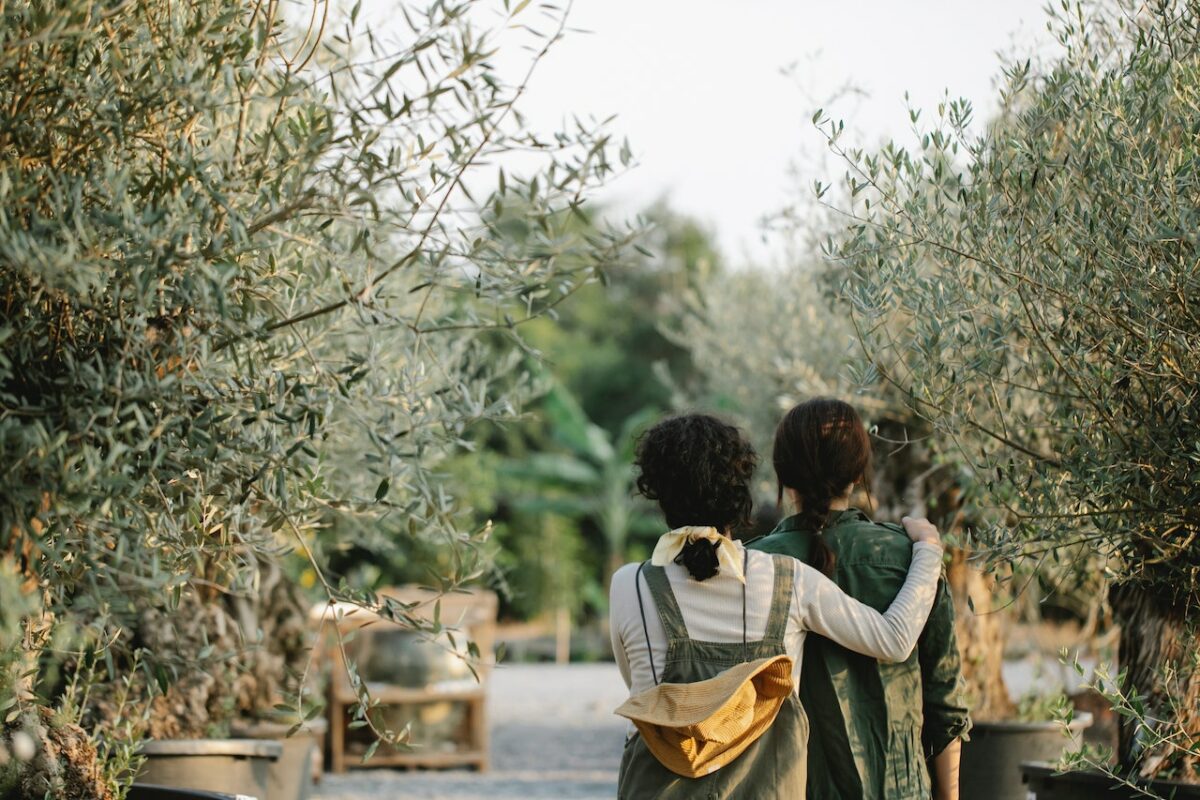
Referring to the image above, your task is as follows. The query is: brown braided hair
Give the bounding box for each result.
[772,398,874,577]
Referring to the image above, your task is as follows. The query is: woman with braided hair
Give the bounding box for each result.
[750,398,970,800]
[609,412,944,799]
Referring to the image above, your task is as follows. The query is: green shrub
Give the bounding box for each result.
[0,0,626,793]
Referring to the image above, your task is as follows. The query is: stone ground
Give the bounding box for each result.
[311,652,1097,799]
[312,664,629,800]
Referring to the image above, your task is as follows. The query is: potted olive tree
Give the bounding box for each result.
[823,0,1200,793]
[0,0,630,797]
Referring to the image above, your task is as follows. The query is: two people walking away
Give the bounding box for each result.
[609,400,970,799]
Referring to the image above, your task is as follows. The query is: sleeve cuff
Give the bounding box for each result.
[923,716,972,759]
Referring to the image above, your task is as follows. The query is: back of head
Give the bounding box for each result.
[772,398,873,574]
[634,414,759,580]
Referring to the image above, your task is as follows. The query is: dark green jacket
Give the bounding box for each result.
[748,509,970,800]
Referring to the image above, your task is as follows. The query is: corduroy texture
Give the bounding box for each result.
[614,654,795,777]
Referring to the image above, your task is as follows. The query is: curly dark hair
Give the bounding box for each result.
[634,414,759,534]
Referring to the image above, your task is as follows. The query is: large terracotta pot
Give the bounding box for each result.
[137,739,282,800]
[960,714,1092,800]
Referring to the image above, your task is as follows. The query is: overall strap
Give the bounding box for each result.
[639,563,690,646]
[762,555,795,644]
[740,549,748,661]
[634,563,659,686]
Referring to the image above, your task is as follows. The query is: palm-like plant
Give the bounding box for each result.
[502,378,661,594]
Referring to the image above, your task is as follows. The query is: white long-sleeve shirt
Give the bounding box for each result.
[609,539,944,697]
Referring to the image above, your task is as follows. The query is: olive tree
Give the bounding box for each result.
[671,262,862,451]
[0,0,628,795]
[823,0,1199,781]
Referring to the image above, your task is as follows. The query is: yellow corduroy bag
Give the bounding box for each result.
[613,654,795,778]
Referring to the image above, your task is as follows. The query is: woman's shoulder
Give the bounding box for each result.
[610,560,645,592]
[746,549,813,588]
[608,562,647,628]
[828,514,913,565]
[747,548,796,567]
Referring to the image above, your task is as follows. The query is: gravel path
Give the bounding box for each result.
[313,664,629,800]
[311,654,1092,799]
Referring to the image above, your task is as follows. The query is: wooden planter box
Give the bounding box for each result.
[313,586,497,773]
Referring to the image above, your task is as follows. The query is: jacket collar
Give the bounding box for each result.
[772,507,871,535]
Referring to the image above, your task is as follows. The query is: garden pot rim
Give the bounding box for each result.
[970,711,1093,734]
[230,716,329,738]
[138,738,284,759]
[1021,761,1200,791]
[129,783,245,800]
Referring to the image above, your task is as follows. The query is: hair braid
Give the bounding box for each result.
[772,398,875,577]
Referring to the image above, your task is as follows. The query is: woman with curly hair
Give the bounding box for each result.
[609,413,943,799]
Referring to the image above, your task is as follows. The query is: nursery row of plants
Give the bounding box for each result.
[1,0,1197,797]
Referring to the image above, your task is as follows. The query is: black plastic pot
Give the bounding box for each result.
[128,785,242,800]
[960,714,1093,800]
[137,739,282,800]
[1022,762,1200,798]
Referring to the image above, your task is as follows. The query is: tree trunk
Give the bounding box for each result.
[554,605,571,665]
[228,557,311,718]
[946,547,1015,721]
[1110,583,1200,782]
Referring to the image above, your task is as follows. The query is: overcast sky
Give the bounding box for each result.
[512,0,1055,262]
[357,0,1055,263]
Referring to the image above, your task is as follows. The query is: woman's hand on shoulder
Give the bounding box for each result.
[901,516,941,546]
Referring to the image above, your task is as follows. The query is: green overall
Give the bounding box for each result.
[617,554,809,800]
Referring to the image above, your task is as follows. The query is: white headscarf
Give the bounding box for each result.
[650,526,745,583]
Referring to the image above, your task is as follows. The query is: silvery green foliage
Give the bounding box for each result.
[671,263,872,459]
[823,0,1199,779]
[0,0,629,768]
[1059,654,1200,792]
[825,0,1199,605]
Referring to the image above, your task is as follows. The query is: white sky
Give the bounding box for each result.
[355,0,1055,263]
[511,0,1054,263]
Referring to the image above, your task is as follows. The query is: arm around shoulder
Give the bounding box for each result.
[796,539,943,663]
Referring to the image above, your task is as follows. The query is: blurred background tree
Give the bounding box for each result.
[330,203,726,657]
